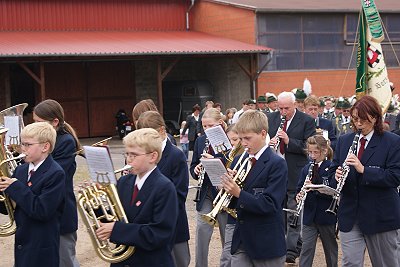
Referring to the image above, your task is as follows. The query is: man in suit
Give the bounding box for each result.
[330,96,400,267]
[267,91,316,264]
[182,104,201,151]
[222,110,288,266]
[332,98,353,137]
[304,96,337,150]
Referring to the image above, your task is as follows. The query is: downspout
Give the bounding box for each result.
[186,0,195,30]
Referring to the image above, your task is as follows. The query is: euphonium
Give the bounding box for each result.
[284,160,315,228]
[326,130,361,215]
[77,166,135,263]
[201,150,251,226]
[0,128,26,237]
[0,103,28,170]
[271,114,286,152]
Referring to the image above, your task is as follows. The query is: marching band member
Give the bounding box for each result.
[190,108,227,267]
[267,91,316,263]
[296,135,337,267]
[330,96,400,267]
[96,128,178,267]
[219,123,244,267]
[33,99,81,267]
[136,111,190,267]
[0,122,66,267]
[221,110,288,267]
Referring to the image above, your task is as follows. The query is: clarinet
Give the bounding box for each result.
[271,114,286,152]
[194,138,210,202]
[326,130,361,215]
[289,160,315,228]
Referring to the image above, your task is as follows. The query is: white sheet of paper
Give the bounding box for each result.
[322,130,329,140]
[304,184,339,196]
[4,116,20,146]
[205,126,232,154]
[200,158,227,187]
[83,145,117,184]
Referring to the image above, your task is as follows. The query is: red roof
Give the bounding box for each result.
[0,31,271,58]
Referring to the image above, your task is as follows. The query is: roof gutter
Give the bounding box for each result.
[186,0,195,30]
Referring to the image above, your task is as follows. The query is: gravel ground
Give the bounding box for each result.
[0,137,372,267]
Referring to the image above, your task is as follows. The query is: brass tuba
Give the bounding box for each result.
[0,128,26,237]
[201,150,252,226]
[77,165,135,263]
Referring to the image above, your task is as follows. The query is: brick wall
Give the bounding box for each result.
[191,1,256,44]
[257,68,400,98]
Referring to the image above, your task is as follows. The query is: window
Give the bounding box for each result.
[258,13,400,71]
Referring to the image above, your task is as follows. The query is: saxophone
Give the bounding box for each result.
[326,130,361,215]
[193,138,210,202]
[284,160,315,228]
[271,114,286,152]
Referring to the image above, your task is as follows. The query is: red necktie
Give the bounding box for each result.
[27,170,35,186]
[279,120,287,154]
[250,157,257,166]
[130,185,139,205]
[357,138,367,159]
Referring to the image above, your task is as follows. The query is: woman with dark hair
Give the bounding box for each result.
[330,95,400,267]
[33,99,81,267]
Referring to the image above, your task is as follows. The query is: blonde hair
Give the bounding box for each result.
[123,128,162,163]
[202,108,226,130]
[21,122,57,153]
[235,110,268,134]
[306,135,333,160]
[304,96,320,107]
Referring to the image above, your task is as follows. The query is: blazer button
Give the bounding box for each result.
[239,204,244,209]
[17,245,22,249]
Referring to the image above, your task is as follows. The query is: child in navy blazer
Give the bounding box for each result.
[96,128,178,267]
[296,135,337,267]
[0,122,66,267]
[33,98,81,267]
[221,110,288,267]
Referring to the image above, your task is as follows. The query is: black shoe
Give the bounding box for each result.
[286,256,296,264]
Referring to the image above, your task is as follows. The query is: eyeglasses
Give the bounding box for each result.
[21,142,44,147]
[123,152,153,159]
[343,109,350,112]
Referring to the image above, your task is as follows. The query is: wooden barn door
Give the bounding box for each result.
[45,61,135,137]
[87,61,135,137]
[45,62,89,137]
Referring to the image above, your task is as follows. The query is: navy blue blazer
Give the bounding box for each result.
[110,168,178,267]
[267,110,316,191]
[231,147,288,260]
[329,131,400,234]
[52,131,78,234]
[317,117,337,150]
[296,160,337,226]
[158,139,190,244]
[190,134,222,211]
[2,155,65,267]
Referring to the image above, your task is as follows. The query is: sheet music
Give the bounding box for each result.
[304,184,339,196]
[83,146,117,184]
[4,116,20,146]
[204,126,232,154]
[200,158,227,187]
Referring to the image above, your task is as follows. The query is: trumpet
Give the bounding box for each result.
[77,165,135,263]
[201,150,251,226]
[271,114,286,152]
[326,130,361,215]
[193,138,210,202]
[284,160,315,228]
[0,128,26,237]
